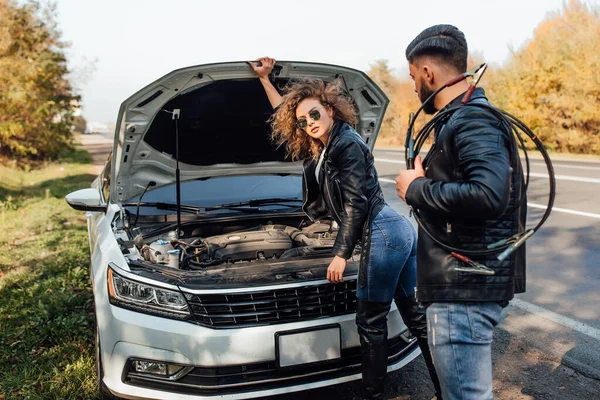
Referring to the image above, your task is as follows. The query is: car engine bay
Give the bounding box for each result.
[125,219,347,270]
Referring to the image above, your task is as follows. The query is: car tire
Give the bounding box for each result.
[96,326,121,400]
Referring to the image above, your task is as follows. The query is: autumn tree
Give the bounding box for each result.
[370,2,599,155]
[367,60,423,146]
[486,0,600,154]
[0,0,79,164]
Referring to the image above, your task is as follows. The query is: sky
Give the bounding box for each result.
[53,0,591,125]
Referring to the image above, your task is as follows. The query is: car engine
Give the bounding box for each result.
[138,222,339,269]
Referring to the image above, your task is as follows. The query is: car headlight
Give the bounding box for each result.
[108,267,190,319]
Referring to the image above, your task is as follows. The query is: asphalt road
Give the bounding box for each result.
[373,148,600,329]
[285,148,600,399]
[372,148,600,391]
[80,135,600,399]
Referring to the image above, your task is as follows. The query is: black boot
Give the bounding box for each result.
[395,294,443,400]
[356,299,392,400]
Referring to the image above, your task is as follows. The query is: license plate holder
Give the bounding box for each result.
[275,324,342,370]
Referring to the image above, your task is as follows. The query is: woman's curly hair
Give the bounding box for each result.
[270,78,357,161]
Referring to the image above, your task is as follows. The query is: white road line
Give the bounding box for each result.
[375,157,404,164]
[528,172,600,184]
[377,178,600,219]
[375,158,600,184]
[530,162,600,171]
[527,203,600,219]
[510,298,600,341]
[377,150,600,167]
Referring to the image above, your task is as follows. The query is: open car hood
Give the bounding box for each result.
[111,61,389,202]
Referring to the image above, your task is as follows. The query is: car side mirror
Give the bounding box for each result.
[65,188,108,213]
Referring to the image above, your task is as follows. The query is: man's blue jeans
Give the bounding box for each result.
[426,302,504,400]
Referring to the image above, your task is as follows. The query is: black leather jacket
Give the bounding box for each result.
[302,121,385,270]
[406,88,527,303]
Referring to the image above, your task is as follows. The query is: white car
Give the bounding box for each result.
[66,61,420,400]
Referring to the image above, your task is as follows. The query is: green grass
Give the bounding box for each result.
[0,148,99,399]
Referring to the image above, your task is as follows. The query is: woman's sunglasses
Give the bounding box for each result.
[296,109,321,130]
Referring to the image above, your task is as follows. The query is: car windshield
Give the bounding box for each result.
[123,174,303,216]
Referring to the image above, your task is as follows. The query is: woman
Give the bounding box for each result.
[249,57,441,400]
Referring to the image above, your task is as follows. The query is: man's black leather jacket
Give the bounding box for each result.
[302,121,385,267]
[406,88,527,303]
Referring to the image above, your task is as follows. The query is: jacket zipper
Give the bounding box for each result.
[301,167,316,222]
[324,170,344,224]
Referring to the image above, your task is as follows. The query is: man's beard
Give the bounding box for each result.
[419,78,438,115]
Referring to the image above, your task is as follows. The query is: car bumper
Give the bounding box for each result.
[99,304,419,399]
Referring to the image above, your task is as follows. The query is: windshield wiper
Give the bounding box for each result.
[123,201,262,214]
[204,197,303,211]
[124,197,303,215]
[122,202,203,214]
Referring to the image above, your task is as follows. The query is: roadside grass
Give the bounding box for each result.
[0,147,99,399]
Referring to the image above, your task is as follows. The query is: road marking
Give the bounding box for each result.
[530,162,600,171]
[376,150,600,168]
[528,172,600,184]
[375,157,405,164]
[378,178,600,219]
[527,203,600,219]
[375,158,600,184]
[510,298,600,341]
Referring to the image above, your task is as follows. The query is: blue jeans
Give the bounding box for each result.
[356,205,417,302]
[426,302,504,400]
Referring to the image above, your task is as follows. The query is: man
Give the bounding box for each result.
[395,25,527,400]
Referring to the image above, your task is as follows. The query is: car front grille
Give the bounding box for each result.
[184,280,357,328]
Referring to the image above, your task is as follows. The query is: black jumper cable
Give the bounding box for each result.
[403,63,556,274]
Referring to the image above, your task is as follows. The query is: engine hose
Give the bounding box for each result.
[187,258,222,269]
[404,69,555,260]
[171,238,207,248]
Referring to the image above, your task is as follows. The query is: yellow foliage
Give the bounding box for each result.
[487,0,600,154]
[367,60,426,147]
[370,0,600,155]
[0,0,79,165]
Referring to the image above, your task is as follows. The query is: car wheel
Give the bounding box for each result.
[96,327,121,400]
